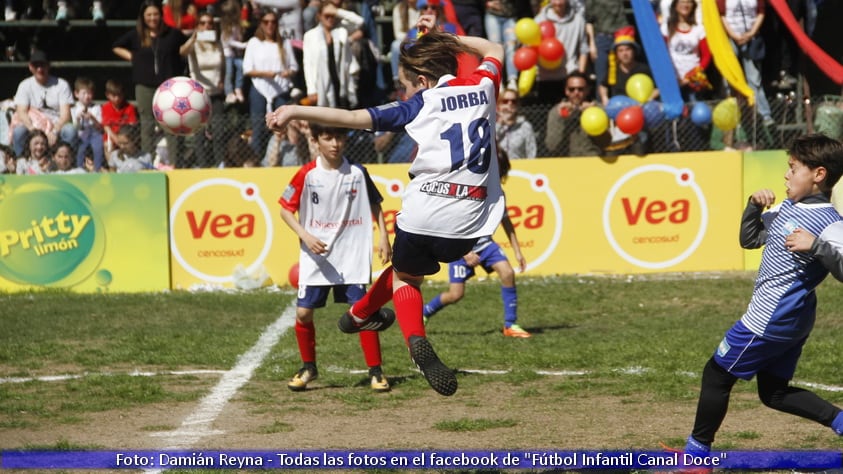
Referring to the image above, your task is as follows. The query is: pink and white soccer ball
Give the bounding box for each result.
[152,76,211,136]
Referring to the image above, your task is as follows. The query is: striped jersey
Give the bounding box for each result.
[279,156,383,286]
[740,196,842,341]
[366,57,505,239]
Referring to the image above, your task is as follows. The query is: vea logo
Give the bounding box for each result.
[0,178,104,286]
[170,178,272,283]
[602,165,708,269]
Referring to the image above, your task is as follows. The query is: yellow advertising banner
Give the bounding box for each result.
[0,173,170,292]
[167,151,746,289]
[366,150,745,279]
[167,167,299,290]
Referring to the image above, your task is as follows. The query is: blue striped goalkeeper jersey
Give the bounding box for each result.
[739,195,842,342]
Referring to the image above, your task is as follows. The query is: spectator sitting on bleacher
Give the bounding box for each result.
[51,141,86,174]
[496,87,536,159]
[10,50,76,158]
[70,76,105,171]
[100,79,138,153]
[108,124,154,173]
[15,129,52,175]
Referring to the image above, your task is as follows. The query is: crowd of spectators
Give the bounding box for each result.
[0,0,839,174]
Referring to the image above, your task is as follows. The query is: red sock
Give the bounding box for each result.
[393,284,425,345]
[295,321,316,363]
[350,266,394,319]
[358,331,382,367]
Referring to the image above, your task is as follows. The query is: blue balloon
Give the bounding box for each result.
[690,102,712,126]
[605,95,637,120]
[642,101,664,128]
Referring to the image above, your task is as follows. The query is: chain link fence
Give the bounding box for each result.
[171,91,842,168]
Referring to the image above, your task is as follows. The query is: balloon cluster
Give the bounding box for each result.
[513,18,565,96]
[578,74,741,136]
[683,98,740,131]
[580,73,655,137]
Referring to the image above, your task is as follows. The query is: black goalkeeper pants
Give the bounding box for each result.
[690,356,841,446]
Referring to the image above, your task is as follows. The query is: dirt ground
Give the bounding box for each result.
[3,375,837,455]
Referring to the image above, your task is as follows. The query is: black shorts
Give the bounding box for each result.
[392,224,478,276]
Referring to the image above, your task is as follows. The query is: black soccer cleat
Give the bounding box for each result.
[409,336,457,396]
[337,308,396,333]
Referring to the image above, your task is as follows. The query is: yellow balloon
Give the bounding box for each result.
[515,18,541,47]
[580,106,609,137]
[517,66,537,97]
[712,97,740,131]
[538,56,562,70]
[625,73,654,103]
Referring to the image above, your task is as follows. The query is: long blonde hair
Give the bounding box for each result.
[254,10,287,68]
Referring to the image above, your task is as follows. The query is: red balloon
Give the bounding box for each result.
[538,37,565,62]
[539,20,556,39]
[513,46,539,71]
[288,262,299,288]
[616,105,645,135]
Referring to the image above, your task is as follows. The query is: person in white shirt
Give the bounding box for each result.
[70,77,105,171]
[11,50,76,158]
[301,2,360,108]
[16,129,52,175]
[278,122,392,392]
[244,8,299,157]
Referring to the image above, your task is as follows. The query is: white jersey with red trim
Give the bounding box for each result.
[279,156,383,286]
[367,57,505,239]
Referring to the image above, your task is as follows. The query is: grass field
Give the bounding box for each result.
[2,273,843,472]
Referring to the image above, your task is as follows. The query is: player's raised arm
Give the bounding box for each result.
[267,105,372,134]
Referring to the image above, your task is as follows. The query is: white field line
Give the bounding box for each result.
[7,366,843,393]
[0,370,227,384]
[135,302,295,474]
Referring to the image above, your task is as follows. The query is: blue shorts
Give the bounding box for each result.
[392,225,478,276]
[296,284,366,309]
[448,241,508,284]
[713,320,806,381]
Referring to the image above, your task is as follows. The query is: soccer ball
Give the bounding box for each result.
[152,76,211,136]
